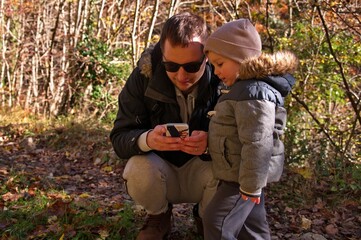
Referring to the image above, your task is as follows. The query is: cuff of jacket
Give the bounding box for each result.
[239,187,262,198]
[137,130,153,152]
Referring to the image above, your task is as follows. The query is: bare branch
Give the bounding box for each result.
[316,4,361,126]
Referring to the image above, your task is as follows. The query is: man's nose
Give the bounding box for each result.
[177,67,188,78]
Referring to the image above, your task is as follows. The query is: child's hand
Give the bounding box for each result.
[241,194,260,204]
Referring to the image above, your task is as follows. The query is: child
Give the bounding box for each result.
[203,19,298,239]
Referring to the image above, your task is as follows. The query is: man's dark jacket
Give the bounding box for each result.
[110,43,221,167]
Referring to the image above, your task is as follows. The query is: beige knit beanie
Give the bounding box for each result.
[204,19,262,63]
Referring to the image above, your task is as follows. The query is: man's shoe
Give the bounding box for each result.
[193,204,204,236]
[136,204,173,240]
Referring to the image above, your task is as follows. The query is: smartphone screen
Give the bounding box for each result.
[165,123,189,138]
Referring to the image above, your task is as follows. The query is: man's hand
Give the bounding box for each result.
[146,126,208,155]
[146,125,185,151]
[181,130,208,155]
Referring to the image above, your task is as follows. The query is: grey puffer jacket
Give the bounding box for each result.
[208,51,298,197]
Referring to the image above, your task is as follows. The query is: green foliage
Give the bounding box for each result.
[272,16,360,194]
[77,36,131,85]
[73,35,131,122]
[327,163,361,202]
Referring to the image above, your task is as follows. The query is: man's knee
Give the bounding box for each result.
[123,153,171,194]
[123,155,143,174]
[123,154,161,181]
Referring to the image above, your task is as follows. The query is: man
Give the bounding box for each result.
[110,12,221,239]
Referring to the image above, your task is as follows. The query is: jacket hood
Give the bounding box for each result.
[238,51,298,79]
[238,51,298,96]
[137,43,160,79]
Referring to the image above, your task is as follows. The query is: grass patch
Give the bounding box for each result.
[0,172,136,239]
[0,108,137,239]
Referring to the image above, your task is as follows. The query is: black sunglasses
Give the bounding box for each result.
[162,55,205,73]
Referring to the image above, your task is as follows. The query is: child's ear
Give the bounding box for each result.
[204,55,209,63]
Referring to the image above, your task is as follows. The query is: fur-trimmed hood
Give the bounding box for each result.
[137,44,159,79]
[238,51,298,80]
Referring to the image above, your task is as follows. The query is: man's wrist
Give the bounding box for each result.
[203,147,209,154]
[137,130,153,152]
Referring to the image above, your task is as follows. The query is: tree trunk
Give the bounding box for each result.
[131,0,140,68]
[145,0,160,49]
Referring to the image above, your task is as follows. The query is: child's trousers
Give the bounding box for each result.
[203,181,271,240]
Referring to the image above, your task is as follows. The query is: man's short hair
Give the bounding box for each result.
[160,12,208,51]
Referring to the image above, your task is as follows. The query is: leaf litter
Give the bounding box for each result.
[0,122,360,239]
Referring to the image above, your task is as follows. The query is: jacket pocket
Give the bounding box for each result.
[268,138,284,183]
[267,153,284,183]
[220,136,232,168]
[211,136,233,170]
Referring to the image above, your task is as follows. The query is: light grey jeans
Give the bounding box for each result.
[203,181,270,240]
[122,152,218,217]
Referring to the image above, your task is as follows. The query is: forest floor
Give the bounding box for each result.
[0,117,360,239]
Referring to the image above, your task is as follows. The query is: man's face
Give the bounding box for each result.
[162,39,206,94]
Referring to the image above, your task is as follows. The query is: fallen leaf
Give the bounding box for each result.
[59,233,64,240]
[79,193,90,198]
[98,229,109,239]
[45,199,71,218]
[325,224,338,235]
[47,215,58,224]
[101,166,113,172]
[112,202,124,210]
[301,216,312,230]
[2,192,23,202]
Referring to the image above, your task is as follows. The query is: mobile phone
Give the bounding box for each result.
[165,123,189,138]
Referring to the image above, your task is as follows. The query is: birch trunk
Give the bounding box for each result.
[131,0,140,68]
[0,0,6,108]
[96,0,106,37]
[15,10,26,107]
[145,0,159,49]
